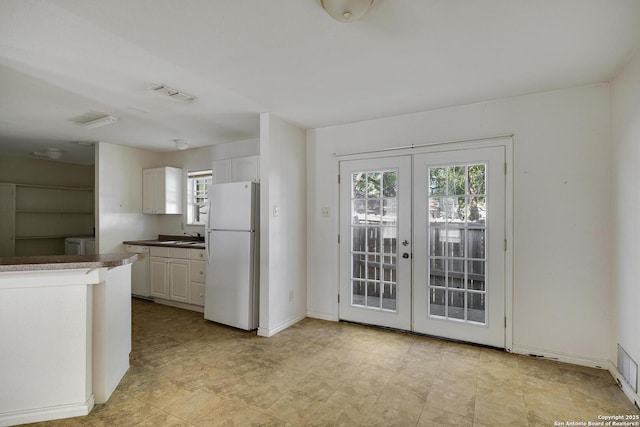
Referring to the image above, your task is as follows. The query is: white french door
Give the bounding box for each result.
[412,147,505,347]
[339,145,506,348]
[339,157,412,330]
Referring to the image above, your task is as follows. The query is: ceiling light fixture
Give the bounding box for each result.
[174,139,189,150]
[79,115,119,129]
[151,84,196,102]
[320,0,375,22]
[31,148,64,160]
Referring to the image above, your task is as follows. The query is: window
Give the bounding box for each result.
[187,170,212,225]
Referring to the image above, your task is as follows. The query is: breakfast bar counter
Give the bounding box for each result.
[0,253,136,426]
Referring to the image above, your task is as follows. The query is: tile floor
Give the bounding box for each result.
[30,299,638,427]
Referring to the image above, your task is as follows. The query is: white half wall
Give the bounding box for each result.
[610,46,640,405]
[258,113,307,336]
[307,84,611,363]
[96,142,163,253]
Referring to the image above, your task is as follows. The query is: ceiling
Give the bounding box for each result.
[1,0,639,165]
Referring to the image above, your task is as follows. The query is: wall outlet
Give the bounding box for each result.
[289,290,294,302]
[321,207,330,218]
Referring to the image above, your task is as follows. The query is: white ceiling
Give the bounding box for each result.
[1,0,639,165]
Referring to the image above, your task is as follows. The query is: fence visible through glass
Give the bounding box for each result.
[351,170,398,311]
[427,163,487,324]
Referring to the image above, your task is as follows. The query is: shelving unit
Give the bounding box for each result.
[7,184,95,256]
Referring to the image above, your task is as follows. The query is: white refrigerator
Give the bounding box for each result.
[204,181,259,330]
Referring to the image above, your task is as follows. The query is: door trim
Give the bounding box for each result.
[335,136,514,352]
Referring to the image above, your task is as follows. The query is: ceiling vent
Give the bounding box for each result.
[151,83,196,102]
[71,114,119,129]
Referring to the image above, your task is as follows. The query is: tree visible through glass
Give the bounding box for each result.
[428,163,487,324]
[351,169,398,311]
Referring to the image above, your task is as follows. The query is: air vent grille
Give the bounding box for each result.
[618,344,638,393]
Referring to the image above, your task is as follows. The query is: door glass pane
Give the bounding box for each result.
[382,171,397,197]
[382,283,396,311]
[350,168,399,312]
[353,281,365,306]
[430,288,446,317]
[467,292,485,323]
[427,163,488,324]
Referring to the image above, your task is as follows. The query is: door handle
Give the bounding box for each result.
[402,253,410,259]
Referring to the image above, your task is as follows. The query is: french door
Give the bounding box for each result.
[339,146,506,348]
[339,157,412,330]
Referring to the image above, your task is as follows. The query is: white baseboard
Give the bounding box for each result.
[306,310,338,322]
[153,298,204,313]
[608,360,640,410]
[258,313,306,337]
[511,345,608,369]
[0,395,94,427]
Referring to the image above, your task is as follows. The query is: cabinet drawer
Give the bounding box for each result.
[190,249,206,260]
[168,247,190,259]
[190,260,206,284]
[190,283,205,306]
[150,246,170,257]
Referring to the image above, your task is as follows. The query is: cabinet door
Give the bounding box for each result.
[231,156,259,182]
[190,260,206,284]
[142,169,156,214]
[212,160,231,184]
[163,167,182,214]
[169,258,190,303]
[189,283,205,306]
[149,256,169,298]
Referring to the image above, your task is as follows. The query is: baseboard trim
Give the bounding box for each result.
[258,313,306,337]
[511,345,608,369]
[152,298,204,313]
[306,310,338,322]
[608,360,640,410]
[0,395,94,427]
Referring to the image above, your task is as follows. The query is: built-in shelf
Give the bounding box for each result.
[1,183,95,256]
[15,235,94,240]
[15,210,94,214]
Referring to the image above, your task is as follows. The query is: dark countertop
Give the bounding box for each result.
[0,253,138,272]
[124,235,205,250]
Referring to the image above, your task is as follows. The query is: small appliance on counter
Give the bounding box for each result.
[204,181,259,331]
[64,237,96,255]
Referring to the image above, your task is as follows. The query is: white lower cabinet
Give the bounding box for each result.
[149,256,169,299]
[189,258,206,306]
[149,246,206,308]
[169,259,190,303]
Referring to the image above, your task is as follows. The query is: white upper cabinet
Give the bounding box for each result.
[212,156,259,184]
[143,167,183,214]
[211,160,232,184]
[231,156,259,182]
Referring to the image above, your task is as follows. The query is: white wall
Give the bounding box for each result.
[610,47,640,400]
[96,142,163,253]
[307,84,611,364]
[258,113,307,336]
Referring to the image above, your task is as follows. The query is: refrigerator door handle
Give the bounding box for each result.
[206,200,213,263]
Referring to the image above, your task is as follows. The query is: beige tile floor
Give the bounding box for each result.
[30,298,638,427]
